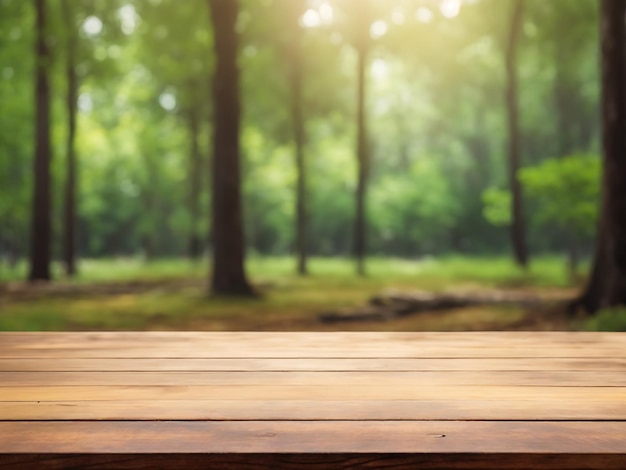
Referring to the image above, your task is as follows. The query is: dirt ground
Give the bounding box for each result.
[0,277,580,332]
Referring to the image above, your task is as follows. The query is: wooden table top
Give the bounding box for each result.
[1,331,625,469]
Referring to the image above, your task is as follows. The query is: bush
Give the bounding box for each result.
[586,308,626,332]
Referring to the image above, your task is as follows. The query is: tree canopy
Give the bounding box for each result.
[0,0,601,278]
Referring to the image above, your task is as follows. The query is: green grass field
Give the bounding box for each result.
[0,255,576,286]
[0,256,587,332]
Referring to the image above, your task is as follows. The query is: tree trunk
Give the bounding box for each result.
[287,0,308,276]
[505,0,529,269]
[61,0,78,277]
[575,219,608,314]
[29,0,52,282]
[575,0,626,314]
[354,27,370,277]
[187,100,203,261]
[207,0,253,296]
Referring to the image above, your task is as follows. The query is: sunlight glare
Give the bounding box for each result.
[82,16,103,37]
[159,92,176,111]
[440,0,462,18]
[301,9,321,28]
[371,59,388,80]
[391,7,405,25]
[416,7,434,23]
[319,2,334,24]
[370,20,388,39]
[119,4,138,35]
[78,93,94,113]
[301,1,333,28]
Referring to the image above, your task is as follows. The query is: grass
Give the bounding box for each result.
[1,254,577,286]
[0,257,206,283]
[0,255,580,331]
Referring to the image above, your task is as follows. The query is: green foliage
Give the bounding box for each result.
[482,187,512,227]
[371,159,459,254]
[586,309,626,332]
[244,128,296,254]
[483,155,600,237]
[520,155,600,233]
[0,0,603,268]
[0,0,34,259]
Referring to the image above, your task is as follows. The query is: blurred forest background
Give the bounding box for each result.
[0,0,622,331]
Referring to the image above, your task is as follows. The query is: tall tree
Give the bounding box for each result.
[207,0,253,295]
[505,0,529,268]
[353,2,373,276]
[29,0,53,282]
[61,0,79,277]
[285,0,309,275]
[575,0,626,314]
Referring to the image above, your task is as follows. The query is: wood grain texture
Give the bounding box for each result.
[1,331,622,344]
[3,384,625,402]
[0,332,624,358]
[2,421,626,454]
[3,454,626,470]
[3,357,626,372]
[0,332,624,469]
[3,370,626,386]
[2,399,625,421]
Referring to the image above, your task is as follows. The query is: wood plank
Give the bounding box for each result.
[2,399,625,421]
[2,384,625,401]
[1,332,623,359]
[2,370,626,387]
[2,421,626,454]
[2,357,625,372]
[2,331,623,346]
[1,332,624,468]
[4,453,626,470]
[2,345,624,359]
[0,331,608,340]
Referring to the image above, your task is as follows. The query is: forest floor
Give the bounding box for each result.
[0,256,596,332]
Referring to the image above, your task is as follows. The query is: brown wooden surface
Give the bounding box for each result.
[0,332,625,469]
[3,421,626,453]
[4,454,626,470]
[1,331,625,358]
